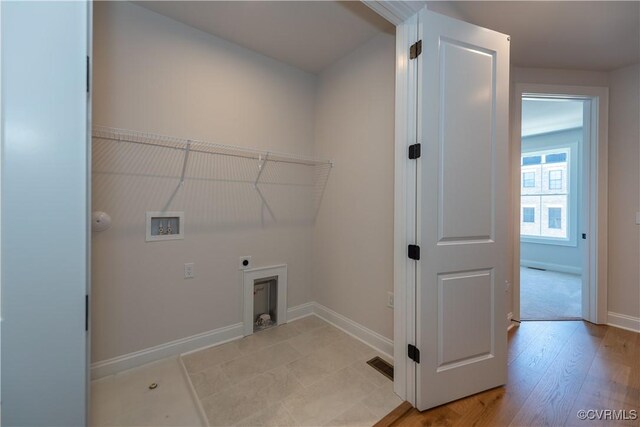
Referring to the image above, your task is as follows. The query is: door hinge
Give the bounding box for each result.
[409,40,422,59]
[408,143,421,159]
[408,244,420,260]
[85,294,89,331]
[408,344,420,363]
[86,56,90,93]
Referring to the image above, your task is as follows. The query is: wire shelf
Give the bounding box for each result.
[91,126,333,167]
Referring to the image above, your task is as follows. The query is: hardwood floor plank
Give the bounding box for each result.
[509,323,602,426]
[507,322,549,365]
[452,365,544,427]
[386,322,639,427]
[509,321,580,374]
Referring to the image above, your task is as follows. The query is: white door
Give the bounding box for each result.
[414,9,510,410]
[1,1,90,424]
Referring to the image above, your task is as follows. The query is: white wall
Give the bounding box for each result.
[92,2,318,362]
[312,33,396,340]
[607,63,640,321]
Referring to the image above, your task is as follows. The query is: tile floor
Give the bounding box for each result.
[90,356,203,426]
[90,315,401,427]
[182,316,401,426]
[520,266,582,320]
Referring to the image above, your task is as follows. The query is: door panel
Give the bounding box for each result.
[1,1,89,424]
[416,8,510,410]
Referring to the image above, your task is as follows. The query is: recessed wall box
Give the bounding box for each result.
[146,211,184,242]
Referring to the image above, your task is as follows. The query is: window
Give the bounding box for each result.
[549,170,563,190]
[522,156,542,166]
[523,207,535,223]
[546,153,567,163]
[548,208,562,229]
[523,172,535,188]
[520,147,570,241]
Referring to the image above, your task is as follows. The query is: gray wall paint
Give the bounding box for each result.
[520,128,584,274]
[312,33,396,340]
[608,63,640,319]
[92,2,317,362]
[1,2,88,424]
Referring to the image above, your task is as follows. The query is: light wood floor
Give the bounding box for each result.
[378,321,640,427]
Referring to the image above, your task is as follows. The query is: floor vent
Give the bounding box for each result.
[366,356,394,381]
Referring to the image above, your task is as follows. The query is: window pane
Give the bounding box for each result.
[523,207,535,223]
[521,147,570,240]
[523,172,535,188]
[548,207,562,229]
[549,170,563,190]
[522,156,542,165]
[546,153,567,163]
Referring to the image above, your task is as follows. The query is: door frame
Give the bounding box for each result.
[392,13,418,404]
[511,83,609,324]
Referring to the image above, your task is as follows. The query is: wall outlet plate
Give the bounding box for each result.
[184,263,195,279]
[387,291,394,308]
[239,256,252,270]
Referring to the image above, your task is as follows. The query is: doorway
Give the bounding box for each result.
[512,84,609,325]
[519,97,586,320]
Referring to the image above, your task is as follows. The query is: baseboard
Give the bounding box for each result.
[287,302,315,321]
[91,302,316,379]
[91,322,244,379]
[312,302,394,360]
[520,260,582,275]
[607,311,640,333]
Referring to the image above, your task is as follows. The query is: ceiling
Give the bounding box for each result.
[133,1,394,74]
[442,1,640,71]
[521,98,584,137]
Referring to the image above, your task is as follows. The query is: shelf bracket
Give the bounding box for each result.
[179,141,192,186]
[254,152,269,188]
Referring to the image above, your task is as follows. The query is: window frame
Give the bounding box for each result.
[520,137,579,247]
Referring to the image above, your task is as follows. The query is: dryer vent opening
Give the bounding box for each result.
[253,276,278,332]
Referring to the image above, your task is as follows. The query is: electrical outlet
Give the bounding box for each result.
[184,263,195,279]
[387,292,394,308]
[239,256,252,270]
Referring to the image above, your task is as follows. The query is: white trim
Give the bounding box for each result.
[607,312,640,333]
[286,302,315,321]
[90,322,243,379]
[512,84,608,324]
[90,302,391,379]
[312,303,394,360]
[393,11,419,404]
[242,264,287,336]
[90,301,312,379]
[520,260,582,275]
[362,1,424,25]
